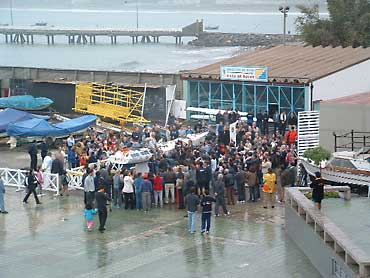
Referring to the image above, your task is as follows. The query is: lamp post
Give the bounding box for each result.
[124,0,139,30]
[135,0,139,30]
[10,0,14,25]
[279,6,289,45]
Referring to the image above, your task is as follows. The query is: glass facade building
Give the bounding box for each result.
[185,79,310,118]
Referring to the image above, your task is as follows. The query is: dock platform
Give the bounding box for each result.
[0,20,203,45]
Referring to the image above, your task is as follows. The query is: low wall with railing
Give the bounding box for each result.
[286,187,370,278]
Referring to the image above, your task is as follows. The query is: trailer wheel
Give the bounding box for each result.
[54,138,63,148]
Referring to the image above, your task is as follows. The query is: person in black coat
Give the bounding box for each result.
[23,169,41,204]
[40,137,48,162]
[28,140,38,171]
[310,172,324,210]
[95,186,111,233]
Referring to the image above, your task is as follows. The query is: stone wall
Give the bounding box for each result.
[189,32,300,47]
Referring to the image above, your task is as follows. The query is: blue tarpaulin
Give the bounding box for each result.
[7,115,97,137]
[0,108,49,133]
[0,95,53,111]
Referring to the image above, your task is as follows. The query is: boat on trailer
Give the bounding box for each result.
[300,148,370,195]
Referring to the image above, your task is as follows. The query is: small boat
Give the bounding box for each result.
[109,148,153,165]
[205,25,219,31]
[35,22,47,26]
[0,95,53,111]
[6,115,97,137]
[0,108,49,134]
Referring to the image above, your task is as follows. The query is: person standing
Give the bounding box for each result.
[84,169,95,207]
[112,170,123,208]
[84,204,97,231]
[288,112,298,131]
[185,187,200,234]
[279,111,287,135]
[224,169,235,205]
[67,134,75,151]
[60,170,70,197]
[0,176,8,214]
[163,167,176,204]
[122,171,135,210]
[40,137,48,162]
[262,168,277,209]
[134,173,143,210]
[36,166,44,196]
[28,140,38,171]
[246,169,259,202]
[42,152,52,189]
[279,166,289,203]
[273,111,280,134]
[235,167,246,203]
[153,173,164,208]
[141,174,153,212]
[214,174,229,216]
[310,172,324,210]
[200,189,216,234]
[95,186,110,233]
[23,169,42,205]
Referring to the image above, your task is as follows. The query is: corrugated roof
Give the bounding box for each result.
[323,91,370,105]
[182,45,370,84]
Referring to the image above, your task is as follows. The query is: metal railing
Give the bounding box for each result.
[333,130,370,152]
[0,168,59,195]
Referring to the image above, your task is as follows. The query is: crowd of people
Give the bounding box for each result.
[22,110,301,233]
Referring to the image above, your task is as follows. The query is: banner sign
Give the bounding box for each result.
[220,66,268,82]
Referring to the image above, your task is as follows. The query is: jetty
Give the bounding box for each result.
[0,20,203,45]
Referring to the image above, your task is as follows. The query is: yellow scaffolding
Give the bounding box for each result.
[74,82,149,124]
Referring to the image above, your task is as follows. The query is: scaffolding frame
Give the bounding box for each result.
[74,82,149,124]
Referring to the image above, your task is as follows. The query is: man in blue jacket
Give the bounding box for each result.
[0,176,8,214]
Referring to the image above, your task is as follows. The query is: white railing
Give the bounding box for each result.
[0,167,60,195]
[67,159,109,190]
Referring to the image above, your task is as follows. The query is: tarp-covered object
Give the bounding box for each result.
[54,115,97,133]
[0,108,49,133]
[7,115,97,137]
[0,95,53,110]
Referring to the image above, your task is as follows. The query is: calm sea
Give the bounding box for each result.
[0,7,328,73]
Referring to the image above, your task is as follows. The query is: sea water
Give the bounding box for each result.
[0,7,328,73]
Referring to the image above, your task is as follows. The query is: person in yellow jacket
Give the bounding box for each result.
[262,168,277,209]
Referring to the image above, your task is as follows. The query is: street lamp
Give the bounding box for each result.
[10,0,14,25]
[124,0,139,30]
[279,6,289,45]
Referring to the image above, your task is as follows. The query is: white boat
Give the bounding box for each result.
[181,131,209,146]
[109,148,152,165]
[157,131,209,154]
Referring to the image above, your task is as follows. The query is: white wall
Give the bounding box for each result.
[319,102,370,152]
[313,59,370,101]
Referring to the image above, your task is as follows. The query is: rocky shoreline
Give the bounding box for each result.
[189,32,301,47]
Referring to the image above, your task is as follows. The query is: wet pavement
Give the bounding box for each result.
[0,187,322,278]
[322,197,370,256]
[0,147,321,277]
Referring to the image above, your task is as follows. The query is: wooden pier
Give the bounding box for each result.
[0,20,203,45]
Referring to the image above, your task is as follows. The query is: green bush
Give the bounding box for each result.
[303,146,332,165]
[304,191,340,199]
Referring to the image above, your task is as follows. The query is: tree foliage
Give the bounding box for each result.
[303,146,332,166]
[295,0,370,47]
